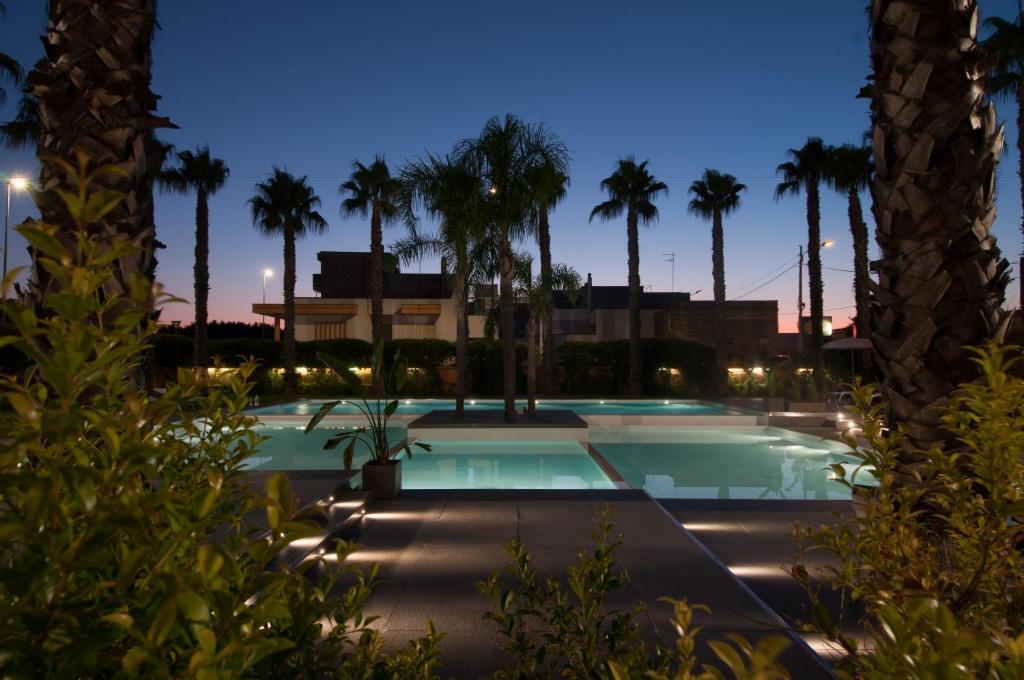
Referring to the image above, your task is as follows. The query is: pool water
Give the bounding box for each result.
[590,427,868,500]
[395,440,614,490]
[246,422,613,490]
[248,398,741,417]
[246,423,409,470]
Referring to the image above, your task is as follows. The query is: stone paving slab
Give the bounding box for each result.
[329,490,834,678]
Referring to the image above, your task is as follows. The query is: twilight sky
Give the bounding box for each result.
[1,0,1021,332]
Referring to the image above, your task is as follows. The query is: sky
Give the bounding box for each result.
[1,0,1021,332]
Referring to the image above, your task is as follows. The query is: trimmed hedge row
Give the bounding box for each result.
[148,335,714,396]
[556,339,715,397]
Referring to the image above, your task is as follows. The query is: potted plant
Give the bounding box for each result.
[305,342,431,498]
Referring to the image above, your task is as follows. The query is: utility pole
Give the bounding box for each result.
[797,244,805,360]
[662,253,675,292]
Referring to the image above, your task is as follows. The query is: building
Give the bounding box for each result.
[655,299,779,363]
[252,251,480,342]
[253,252,779,362]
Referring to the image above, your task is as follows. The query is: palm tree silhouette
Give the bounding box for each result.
[590,157,667,395]
[688,169,746,393]
[159,147,230,367]
[250,169,328,397]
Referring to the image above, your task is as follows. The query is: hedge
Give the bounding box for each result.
[146,335,714,396]
[556,339,715,396]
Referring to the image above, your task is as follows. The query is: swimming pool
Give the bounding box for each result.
[590,427,867,500]
[246,420,613,490]
[248,398,745,417]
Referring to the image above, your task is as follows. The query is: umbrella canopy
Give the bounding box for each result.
[822,337,872,351]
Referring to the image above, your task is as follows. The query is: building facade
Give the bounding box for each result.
[252,252,779,362]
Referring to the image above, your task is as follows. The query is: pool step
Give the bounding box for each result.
[267,489,372,571]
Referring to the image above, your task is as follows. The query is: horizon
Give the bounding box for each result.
[1,0,1021,333]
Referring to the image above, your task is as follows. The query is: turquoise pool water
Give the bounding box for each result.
[246,423,409,470]
[248,398,742,417]
[246,421,612,490]
[590,427,867,500]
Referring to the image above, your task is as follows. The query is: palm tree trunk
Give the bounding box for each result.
[848,188,871,342]
[194,189,209,368]
[27,0,167,310]
[1018,77,1024,310]
[454,253,468,420]
[283,224,297,398]
[805,181,824,392]
[527,312,537,414]
[370,203,385,396]
[626,206,642,395]
[499,231,516,421]
[538,208,555,393]
[866,0,1009,448]
[711,209,727,396]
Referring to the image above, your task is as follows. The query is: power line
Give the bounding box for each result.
[824,266,855,273]
[730,254,800,296]
[729,264,798,300]
[778,305,856,317]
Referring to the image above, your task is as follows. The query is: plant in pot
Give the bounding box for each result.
[305,342,431,497]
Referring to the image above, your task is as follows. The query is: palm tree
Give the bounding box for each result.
[394,153,486,419]
[824,144,873,341]
[159,147,230,368]
[340,156,401,396]
[512,254,581,414]
[687,169,746,393]
[0,95,40,150]
[0,3,22,105]
[589,157,667,395]
[525,160,570,394]
[26,0,172,307]
[776,137,829,389]
[865,0,1009,448]
[250,169,328,398]
[455,115,569,422]
[981,5,1024,308]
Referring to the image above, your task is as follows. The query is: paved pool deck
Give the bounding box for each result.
[325,490,835,678]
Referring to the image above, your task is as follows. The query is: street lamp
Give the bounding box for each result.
[261,269,273,339]
[3,177,29,282]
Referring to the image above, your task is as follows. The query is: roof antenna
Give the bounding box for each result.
[662,253,675,292]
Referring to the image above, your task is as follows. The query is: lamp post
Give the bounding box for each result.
[3,177,29,283]
[796,239,834,360]
[261,268,273,339]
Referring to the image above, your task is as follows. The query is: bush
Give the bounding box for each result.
[469,338,527,395]
[0,158,440,677]
[479,507,790,678]
[792,345,1024,678]
[556,339,715,396]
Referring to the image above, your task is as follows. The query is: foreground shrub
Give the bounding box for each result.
[0,157,440,677]
[793,345,1024,678]
[480,507,790,679]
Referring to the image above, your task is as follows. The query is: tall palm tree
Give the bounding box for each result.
[687,169,746,394]
[824,144,873,341]
[0,95,40,150]
[159,147,230,368]
[981,5,1024,308]
[394,153,485,419]
[455,115,569,422]
[866,0,1010,449]
[776,137,829,389]
[26,0,172,308]
[250,169,328,398]
[589,157,667,395]
[340,156,400,396]
[525,160,570,394]
[0,3,22,105]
